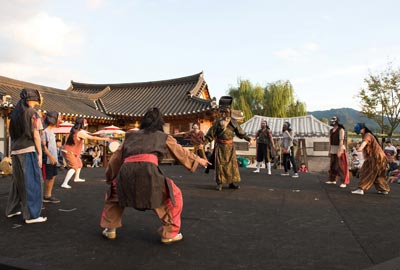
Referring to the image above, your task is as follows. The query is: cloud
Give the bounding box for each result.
[273,48,302,61]
[0,4,84,88]
[273,42,320,61]
[0,11,84,59]
[86,0,106,10]
[0,61,77,89]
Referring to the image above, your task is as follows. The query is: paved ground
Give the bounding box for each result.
[1,165,400,270]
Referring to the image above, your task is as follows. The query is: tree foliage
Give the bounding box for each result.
[320,117,329,125]
[228,79,307,120]
[228,80,264,120]
[359,63,400,137]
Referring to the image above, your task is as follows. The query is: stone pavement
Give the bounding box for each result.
[0,165,400,270]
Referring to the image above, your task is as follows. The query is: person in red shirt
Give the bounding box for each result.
[60,118,110,189]
[298,162,308,173]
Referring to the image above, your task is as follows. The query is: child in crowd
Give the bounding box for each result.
[350,153,361,178]
[298,162,308,173]
[387,154,400,183]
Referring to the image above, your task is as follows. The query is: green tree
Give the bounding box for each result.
[228,80,264,120]
[320,117,329,125]
[359,63,400,137]
[263,80,307,117]
[228,79,306,119]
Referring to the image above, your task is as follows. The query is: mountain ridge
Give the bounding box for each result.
[307,107,390,133]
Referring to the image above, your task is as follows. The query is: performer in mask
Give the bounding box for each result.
[204,96,254,191]
[253,120,275,175]
[351,123,390,195]
[325,116,350,188]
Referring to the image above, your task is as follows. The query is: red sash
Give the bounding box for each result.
[124,154,158,166]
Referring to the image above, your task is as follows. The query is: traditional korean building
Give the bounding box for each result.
[67,72,217,134]
[0,72,217,155]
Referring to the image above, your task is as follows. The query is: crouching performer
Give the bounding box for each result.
[100,108,210,244]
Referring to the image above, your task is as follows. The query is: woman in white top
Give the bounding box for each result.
[280,122,298,178]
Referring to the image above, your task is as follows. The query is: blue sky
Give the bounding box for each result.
[1,0,399,111]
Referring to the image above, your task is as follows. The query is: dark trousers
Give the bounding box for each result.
[283,147,297,173]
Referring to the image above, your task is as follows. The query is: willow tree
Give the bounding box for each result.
[228,80,264,120]
[263,80,306,117]
[359,63,400,137]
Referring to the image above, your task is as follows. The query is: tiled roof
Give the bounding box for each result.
[0,76,113,120]
[241,115,331,137]
[68,72,214,117]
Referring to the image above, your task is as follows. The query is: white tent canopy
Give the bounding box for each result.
[93,125,125,136]
[53,122,74,134]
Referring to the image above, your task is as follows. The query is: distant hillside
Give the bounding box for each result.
[307,108,387,133]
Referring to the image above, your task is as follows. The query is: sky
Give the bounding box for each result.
[1,0,400,112]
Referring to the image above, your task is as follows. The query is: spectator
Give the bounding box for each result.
[41,111,61,203]
[396,145,400,160]
[349,153,361,178]
[91,145,102,168]
[86,144,94,155]
[298,162,308,173]
[387,155,400,183]
[384,140,397,157]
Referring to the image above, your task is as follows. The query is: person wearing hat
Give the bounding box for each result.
[325,116,350,188]
[60,117,111,189]
[41,111,61,203]
[5,88,47,223]
[253,120,276,175]
[204,96,254,191]
[351,123,390,195]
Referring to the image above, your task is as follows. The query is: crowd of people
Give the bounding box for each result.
[4,88,398,244]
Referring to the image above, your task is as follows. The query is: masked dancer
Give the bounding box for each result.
[351,123,390,195]
[204,96,254,191]
[325,116,350,188]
